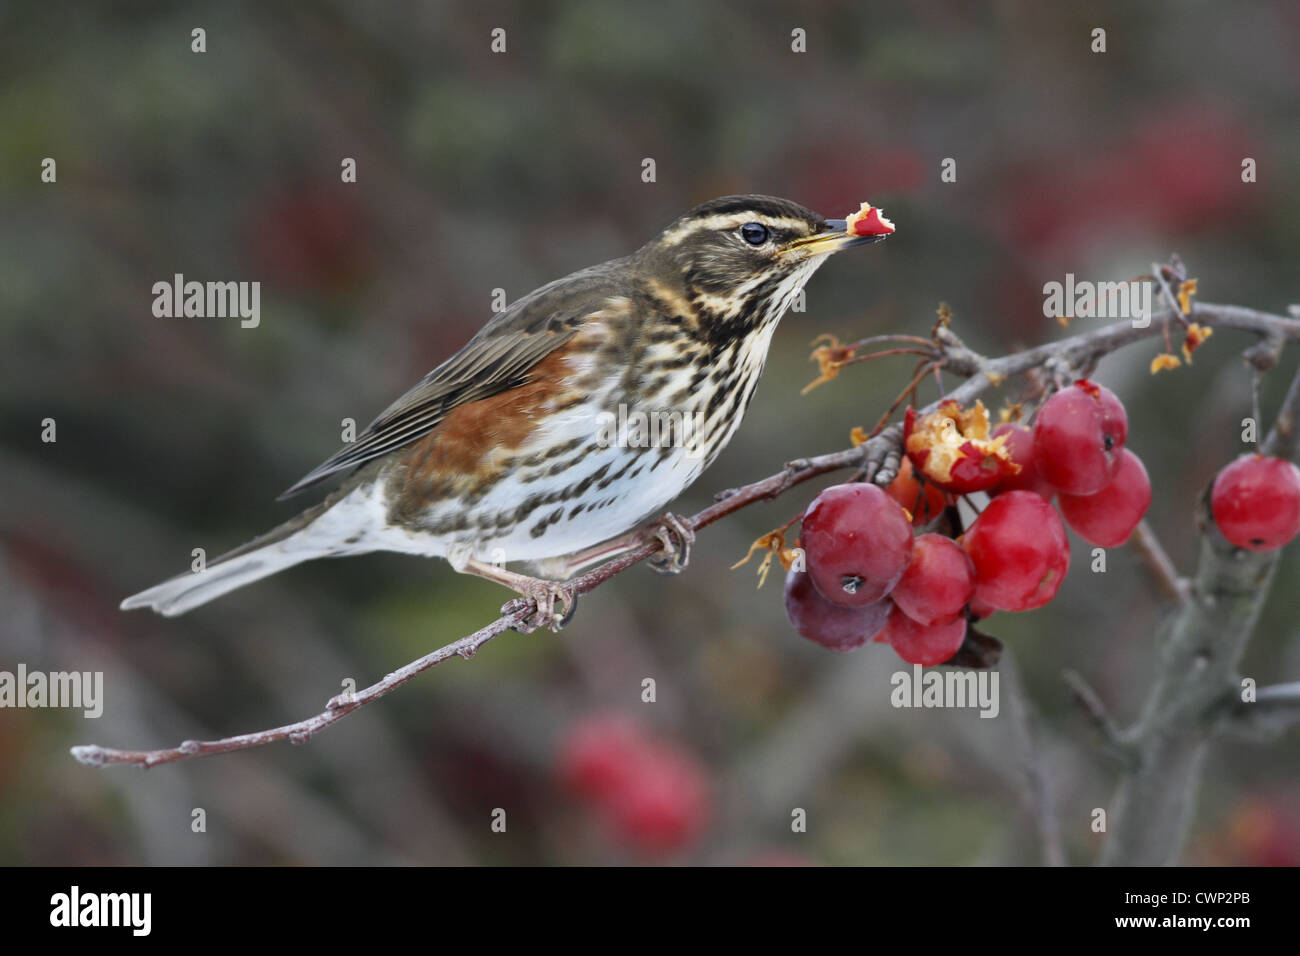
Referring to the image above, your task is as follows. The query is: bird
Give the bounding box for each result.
[121,194,891,630]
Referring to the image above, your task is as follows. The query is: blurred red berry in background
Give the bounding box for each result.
[557,716,710,856]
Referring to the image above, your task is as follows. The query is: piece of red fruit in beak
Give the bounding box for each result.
[845,201,896,237]
[904,400,1021,494]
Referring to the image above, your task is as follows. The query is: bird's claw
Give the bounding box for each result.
[647,512,695,575]
[505,582,578,634]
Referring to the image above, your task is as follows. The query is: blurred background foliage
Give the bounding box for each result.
[1,0,1298,865]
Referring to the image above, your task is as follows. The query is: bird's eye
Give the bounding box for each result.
[739,222,770,245]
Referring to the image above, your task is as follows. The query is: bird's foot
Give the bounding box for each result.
[504,579,578,634]
[646,512,695,575]
[463,557,578,633]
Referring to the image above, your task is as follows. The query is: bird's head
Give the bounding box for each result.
[636,194,891,341]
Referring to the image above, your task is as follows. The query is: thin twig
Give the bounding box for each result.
[1003,652,1067,866]
[1129,520,1191,604]
[72,608,533,768]
[73,301,1300,768]
[1061,669,1135,766]
[1218,681,1300,739]
[1262,357,1300,459]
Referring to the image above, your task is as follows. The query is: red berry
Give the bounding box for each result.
[968,594,997,621]
[891,533,977,626]
[963,491,1070,611]
[872,619,890,643]
[886,457,949,526]
[800,483,913,606]
[557,716,646,800]
[989,423,1055,499]
[1033,380,1128,495]
[783,569,891,651]
[1058,448,1152,547]
[882,603,967,666]
[1211,455,1300,551]
[604,743,709,855]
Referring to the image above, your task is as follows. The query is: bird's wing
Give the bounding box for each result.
[277,263,626,499]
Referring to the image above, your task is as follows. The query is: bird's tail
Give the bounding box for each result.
[121,483,373,617]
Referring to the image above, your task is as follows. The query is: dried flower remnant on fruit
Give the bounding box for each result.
[844,201,896,237]
[1182,322,1213,363]
[904,399,1020,494]
[1150,352,1182,374]
[802,334,857,394]
[731,528,800,588]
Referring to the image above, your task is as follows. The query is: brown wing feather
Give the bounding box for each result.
[277,259,631,499]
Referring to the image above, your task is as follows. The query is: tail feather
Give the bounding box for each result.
[120,547,313,617]
[121,482,371,617]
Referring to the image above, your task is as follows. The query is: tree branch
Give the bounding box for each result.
[1098,351,1300,865]
[72,608,533,768]
[1218,681,1300,739]
[1128,519,1192,604]
[72,300,1300,769]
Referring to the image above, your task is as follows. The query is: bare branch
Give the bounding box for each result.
[73,300,1300,768]
[1218,681,1300,740]
[1062,669,1136,767]
[1099,355,1300,865]
[72,608,532,768]
[1128,520,1192,604]
[1262,358,1300,459]
[1003,652,1066,866]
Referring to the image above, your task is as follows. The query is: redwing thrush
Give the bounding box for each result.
[122,195,890,629]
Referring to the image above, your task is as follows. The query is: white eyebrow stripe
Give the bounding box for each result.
[659,214,812,246]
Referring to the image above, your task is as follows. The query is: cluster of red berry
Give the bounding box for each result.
[785,379,1154,665]
[558,716,710,855]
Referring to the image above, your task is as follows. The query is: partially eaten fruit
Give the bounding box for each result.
[904,400,1021,494]
[845,201,896,237]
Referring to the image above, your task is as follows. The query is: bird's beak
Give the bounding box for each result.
[783,218,893,257]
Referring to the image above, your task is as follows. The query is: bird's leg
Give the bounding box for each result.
[461,558,577,634]
[532,534,643,580]
[539,511,697,580]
